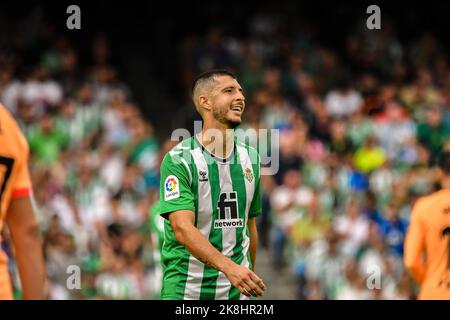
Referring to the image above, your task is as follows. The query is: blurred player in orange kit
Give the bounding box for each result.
[404,151,450,300]
[0,103,45,299]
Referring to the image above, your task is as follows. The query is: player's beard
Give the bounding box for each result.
[212,105,241,129]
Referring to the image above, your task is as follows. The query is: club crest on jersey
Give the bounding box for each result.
[214,192,243,229]
[243,167,254,183]
[199,169,208,182]
[164,175,180,201]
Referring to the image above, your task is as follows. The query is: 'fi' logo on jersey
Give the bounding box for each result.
[214,192,243,229]
[243,168,254,183]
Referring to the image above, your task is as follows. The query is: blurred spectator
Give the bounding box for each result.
[333,200,370,257]
[373,100,416,162]
[335,260,372,300]
[324,74,362,119]
[21,65,63,114]
[416,104,450,164]
[353,136,386,174]
[328,119,354,156]
[375,202,408,257]
[270,170,313,269]
[28,110,69,165]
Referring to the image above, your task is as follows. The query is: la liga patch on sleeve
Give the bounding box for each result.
[164,175,180,201]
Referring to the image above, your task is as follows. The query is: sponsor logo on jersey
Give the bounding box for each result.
[214,192,243,229]
[214,219,243,228]
[165,175,180,200]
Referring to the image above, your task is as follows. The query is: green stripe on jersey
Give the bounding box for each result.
[231,148,247,254]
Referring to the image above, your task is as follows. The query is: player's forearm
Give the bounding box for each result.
[173,223,235,273]
[11,224,46,299]
[248,218,258,270]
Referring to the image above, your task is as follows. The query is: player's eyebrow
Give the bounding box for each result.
[221,86,244,94]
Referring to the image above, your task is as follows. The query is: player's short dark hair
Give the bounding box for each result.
[191,69,236,93]
[438,151,450,174]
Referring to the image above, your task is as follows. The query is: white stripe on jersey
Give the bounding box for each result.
[183,148,211,300]
[180,157,192,185]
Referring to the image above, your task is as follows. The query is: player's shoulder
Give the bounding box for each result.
[163,137,196,166]
[0,103,28,152]
[413,189,449,214]
[166,137,194,156]
[0,103,18,132]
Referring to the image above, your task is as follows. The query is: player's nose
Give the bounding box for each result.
[234,91,245,103]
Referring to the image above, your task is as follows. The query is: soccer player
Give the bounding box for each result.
[159,70,266,299]
[404,151,450,299]
[0,104,45,299]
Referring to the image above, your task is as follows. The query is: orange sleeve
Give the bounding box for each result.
[11,146,32,199]
[403,200,426,284]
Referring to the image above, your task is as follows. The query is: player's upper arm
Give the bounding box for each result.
[159,152,195,219]
[169,210,195,230]
[403,199,426,283]
[6,196,39,234]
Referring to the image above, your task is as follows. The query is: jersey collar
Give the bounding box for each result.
[194,134,236,164]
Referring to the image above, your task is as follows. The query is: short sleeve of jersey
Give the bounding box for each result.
[159,153,195,218]
[249,152,261,218]
[11,156,32,198]
[11,123,32,198]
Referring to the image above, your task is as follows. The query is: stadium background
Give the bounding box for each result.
[1,0,450,299]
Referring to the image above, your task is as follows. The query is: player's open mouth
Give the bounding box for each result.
[231,105,243,112]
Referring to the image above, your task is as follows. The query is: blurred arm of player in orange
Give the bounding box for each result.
[403,199,426,284]
[6,197,46,299]
[1,104,45,299]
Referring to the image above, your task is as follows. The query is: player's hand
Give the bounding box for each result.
[223,263,266,297]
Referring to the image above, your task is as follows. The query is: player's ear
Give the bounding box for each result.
[198,95,212,112]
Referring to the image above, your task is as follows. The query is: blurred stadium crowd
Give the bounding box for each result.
[1,9,450,300]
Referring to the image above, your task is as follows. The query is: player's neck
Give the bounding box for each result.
[197,124,235,159]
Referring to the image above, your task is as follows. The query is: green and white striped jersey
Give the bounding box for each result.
[159,135,261,300]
